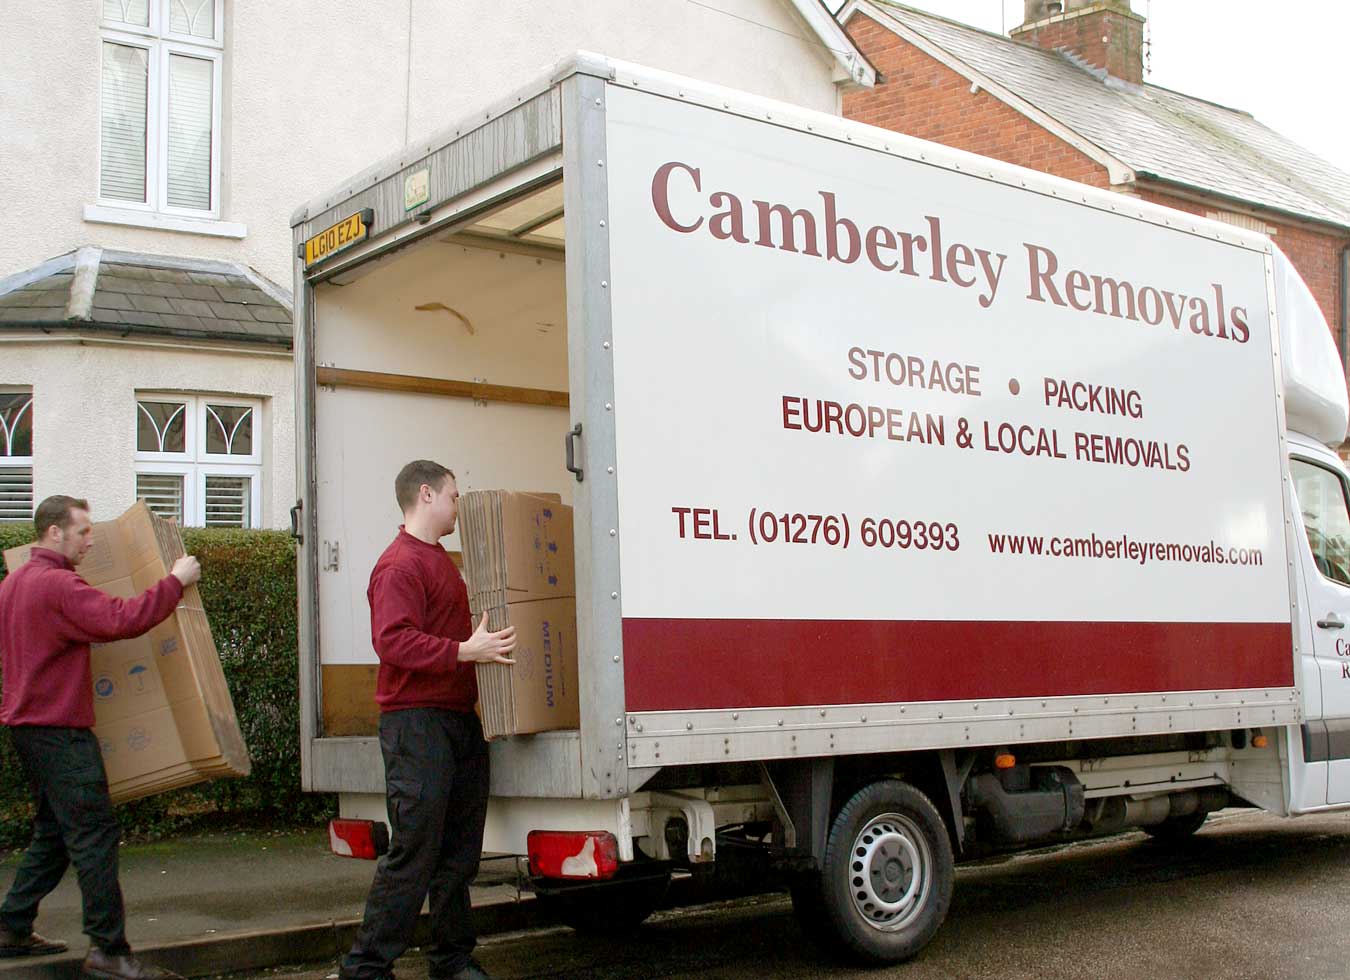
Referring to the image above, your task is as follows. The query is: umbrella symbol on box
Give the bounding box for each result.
[127,663,149,693]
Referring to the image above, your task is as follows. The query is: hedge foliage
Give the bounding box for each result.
[0,523,333,849]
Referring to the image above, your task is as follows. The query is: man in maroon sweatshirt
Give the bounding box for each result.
[0,495,200,980]
[340,461,516,980]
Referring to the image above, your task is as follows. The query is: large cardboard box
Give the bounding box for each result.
[472,597,579,739]
[3,502,250,802]
[460,490,580,737]
[458,491,575,608]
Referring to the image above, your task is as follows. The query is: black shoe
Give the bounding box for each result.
[0,926,68,957]
[445,959,492,980]
[81,949,183,980]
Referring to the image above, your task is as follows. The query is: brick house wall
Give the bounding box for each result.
[841,10,1349,371]
[842,13,1108,188]
[1135,188,1346,356]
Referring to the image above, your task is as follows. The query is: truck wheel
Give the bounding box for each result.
[817,780,954,963]
[1142,810,1208,842]
[535,871,671,934]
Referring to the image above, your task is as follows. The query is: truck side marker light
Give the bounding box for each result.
[995,753,1016,769]
[1252,733,1269,748]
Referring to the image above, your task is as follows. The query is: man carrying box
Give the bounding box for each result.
[0,495,200,979]
[341,461,517,980]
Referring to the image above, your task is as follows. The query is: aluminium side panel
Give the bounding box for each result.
[294,257,322,791]
[562,67,630,800]
[599,79,1299,770]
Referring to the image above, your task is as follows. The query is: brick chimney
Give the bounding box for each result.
[1011,0,1145,85]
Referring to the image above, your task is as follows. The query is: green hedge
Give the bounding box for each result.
[0,523,333,849]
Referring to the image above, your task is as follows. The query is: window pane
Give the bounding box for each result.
[137,400,187,453]
[103,0,149,27]
[100,43,148,203]
[0,393,33,457]
[204,475,250,527]
[169,0,214,38]
[1292,459,1350,587]
[205,404,253,455]
[0,467,33,522]
[136,472,184,524]
[166,55,213,211]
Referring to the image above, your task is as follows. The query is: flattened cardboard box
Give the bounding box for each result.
[459,491,575,608]
[471,597,579,738]
[3,502,250,802]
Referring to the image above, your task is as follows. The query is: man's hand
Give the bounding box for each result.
[457,612,517,665]
[171,555,201,587]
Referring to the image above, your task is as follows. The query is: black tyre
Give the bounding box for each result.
[535,870,671,934]
[816,780,954,963]
[1142,810,1208,842]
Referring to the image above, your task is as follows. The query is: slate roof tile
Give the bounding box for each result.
[874,2,1350,228]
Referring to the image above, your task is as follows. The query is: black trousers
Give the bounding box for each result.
[0,726,130,954]
[342,708,490,979]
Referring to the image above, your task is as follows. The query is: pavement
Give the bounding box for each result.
[0,827,540,979]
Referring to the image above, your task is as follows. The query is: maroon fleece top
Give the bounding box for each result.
[0,547,184,728]
[369,528,476,713]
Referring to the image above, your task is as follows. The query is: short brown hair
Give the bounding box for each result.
[34,495,90,538]
[394,460,454,513]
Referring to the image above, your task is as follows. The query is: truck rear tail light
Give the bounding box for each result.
[527,830,619,880]
[329,818,389,860]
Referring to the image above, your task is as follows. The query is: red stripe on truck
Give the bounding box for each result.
[621,619,1293,711]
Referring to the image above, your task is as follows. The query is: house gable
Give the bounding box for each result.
[841,6,1114,189]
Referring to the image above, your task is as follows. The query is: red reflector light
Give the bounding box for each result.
[527,830,620,880]
[329,818,388,860]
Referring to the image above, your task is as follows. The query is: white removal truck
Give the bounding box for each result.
[291,54,1350,962]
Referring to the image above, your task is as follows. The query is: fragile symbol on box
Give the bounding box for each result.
[159,637,178,656]
[99,737,115,755]
[94,674,116,701]
[127,728,151,752]
[126,662,149,694]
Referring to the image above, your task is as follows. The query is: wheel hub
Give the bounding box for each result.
[848,812,931,932]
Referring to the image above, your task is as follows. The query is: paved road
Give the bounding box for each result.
[238,808,1350,979]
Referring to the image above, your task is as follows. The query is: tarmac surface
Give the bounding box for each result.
[4,808,1350,978]
[231,808,1350,980]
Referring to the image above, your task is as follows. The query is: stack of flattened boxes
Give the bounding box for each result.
[458,491,579,738]
[2,502,250,802]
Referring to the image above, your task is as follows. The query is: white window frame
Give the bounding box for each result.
[135,393,262,528]
[0,388,34,522]
[97,1,224,220]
